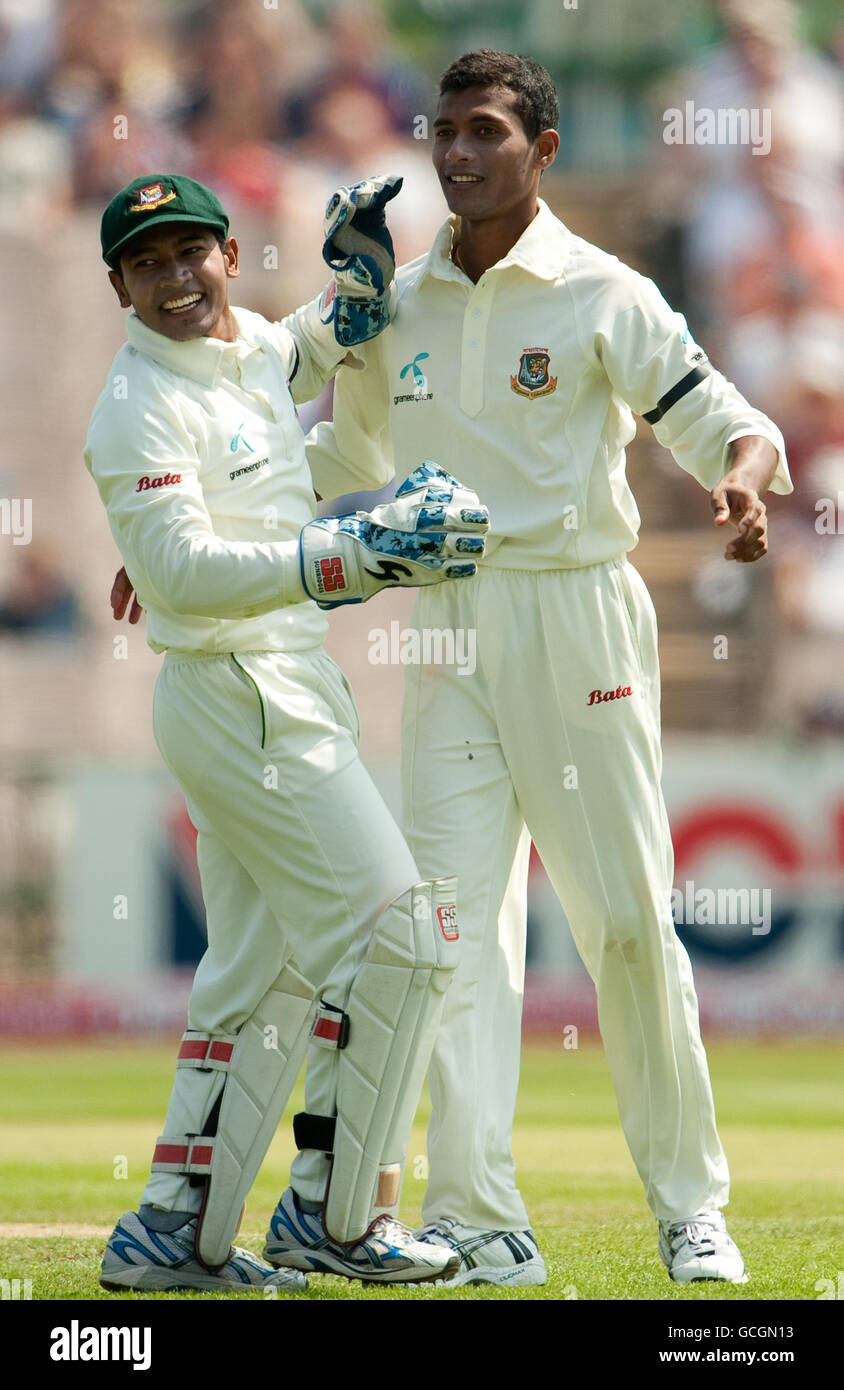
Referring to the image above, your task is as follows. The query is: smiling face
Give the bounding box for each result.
[432,85,557,224]
[108,224,240,342]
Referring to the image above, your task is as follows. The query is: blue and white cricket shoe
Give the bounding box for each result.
[658,1210,747,1283]
[415,1219,547,1287]
[263,1188,459,1284]
[100,1211,307,1293]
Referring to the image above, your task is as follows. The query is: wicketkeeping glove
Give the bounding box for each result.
[299,463,489,610]
[319,173,403,347]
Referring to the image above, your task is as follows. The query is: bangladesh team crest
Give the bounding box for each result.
[510,347,557,399]
[129,182,177,213]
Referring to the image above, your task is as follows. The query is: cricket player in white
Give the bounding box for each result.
[85,173,490,1293]
[303,52,793,1286]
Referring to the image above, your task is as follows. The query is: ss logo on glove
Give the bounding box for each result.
[317,556,347,595]
[298,463,490,610]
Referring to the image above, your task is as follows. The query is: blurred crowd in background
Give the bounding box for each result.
[0,0,842,755]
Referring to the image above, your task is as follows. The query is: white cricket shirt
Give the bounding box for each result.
[85,302,348,653]
[306,200,791,567]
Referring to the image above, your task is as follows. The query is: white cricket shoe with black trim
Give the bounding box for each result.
[415,1218,547,1286]
[100,1211,307,1293]
[658,1210,747,1284]
[263,1187,459,1284]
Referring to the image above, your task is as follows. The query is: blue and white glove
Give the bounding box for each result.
[319,173,403,347]
[299,463,489,610]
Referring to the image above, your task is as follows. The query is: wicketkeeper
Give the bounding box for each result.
[85,172,489,1292]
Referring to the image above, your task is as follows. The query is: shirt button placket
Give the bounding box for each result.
[460,277,494,417]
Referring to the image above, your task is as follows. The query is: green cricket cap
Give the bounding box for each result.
[100,174,230,270]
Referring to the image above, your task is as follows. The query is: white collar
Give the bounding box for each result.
[420,199,572,286]
[125,308,263,386]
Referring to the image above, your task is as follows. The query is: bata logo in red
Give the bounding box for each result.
[317,555,346,594]
[437,904,459,940]
[588,685,633,706]
[136,473,182,492]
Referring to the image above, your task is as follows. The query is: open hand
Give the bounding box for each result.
[710,479,768,562]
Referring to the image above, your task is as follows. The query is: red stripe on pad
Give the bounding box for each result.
[152,1142,213,1168]
[153,1143,189,1164]
[179,1039,210,1060]
[313,1017,341,1043]
[208,1041,233,1063]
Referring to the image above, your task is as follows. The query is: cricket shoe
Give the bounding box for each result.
[263,1187,459,1284]
[415,1218,547,1286]
[100,1211,307,1293]
[658,1210,748,1284]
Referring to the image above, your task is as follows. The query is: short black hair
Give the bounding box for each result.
[439,50,559,142]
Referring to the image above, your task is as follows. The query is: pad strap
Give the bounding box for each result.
[151,1134,215,1176]
[176,1031,236,1070]
[310,1000,350,1051]
[293,1111,337,1153]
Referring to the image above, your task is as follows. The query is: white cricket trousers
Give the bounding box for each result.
[402,559,730,1229]
[142,647,419,1213]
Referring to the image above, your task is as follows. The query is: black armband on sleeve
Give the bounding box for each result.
[642,362,711,425]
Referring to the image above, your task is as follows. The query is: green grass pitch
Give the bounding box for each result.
[1,1037,841,1301]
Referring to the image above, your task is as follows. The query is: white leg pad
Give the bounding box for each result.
[324,878,459,1242]
[151,961,316,1269]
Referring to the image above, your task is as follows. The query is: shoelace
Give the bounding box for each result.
[417,1221,454,1242]
[672,1220,718,1250]
[369,1216,416,1246]
[371,1216,457,1258]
